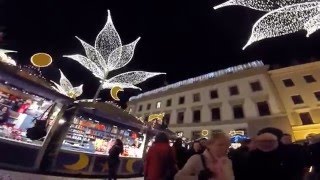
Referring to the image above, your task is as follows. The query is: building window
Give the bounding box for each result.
[291,95,304,104]
[210,90,218,99]
[304,75,316,83]
[257,101,271,116]
[250,81,262,92]
[193,110,201,123]
[233,105,244,119]
[166,99,172,107]
[147,104,151,110]
[211,107,221,121]
[177,111,184,124]
[283,79,294,87]
[193,93,201,102]
[163,113,171,125]
[138,105,143,112]
[156,101,161,109]
[314,91,320,101]
[179,96,185,104]
[299,112,313,125]
[192,131,202,140]
[229,86,239,96]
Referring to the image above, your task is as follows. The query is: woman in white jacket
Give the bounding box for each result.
[175,132,234,180]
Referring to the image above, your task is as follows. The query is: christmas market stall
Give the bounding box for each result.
[0,62,71,171]
[43,102,146,178]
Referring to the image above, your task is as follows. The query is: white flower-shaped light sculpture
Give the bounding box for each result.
[51,70,83,99]
[243,2,320,49]
[64,10,165,100]
[0,49,17,66]
[214,0,315,11]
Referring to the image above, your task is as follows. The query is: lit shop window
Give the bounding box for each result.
[62,116,145,158]
[156,101,161,109]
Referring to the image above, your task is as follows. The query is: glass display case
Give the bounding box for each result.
[0,87,58,146]
[61,115,146,158]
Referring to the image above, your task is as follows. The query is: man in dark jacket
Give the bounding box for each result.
[229,139,251,180]
[247,127,306,180]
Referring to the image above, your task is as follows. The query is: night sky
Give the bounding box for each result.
[2,0,320,105]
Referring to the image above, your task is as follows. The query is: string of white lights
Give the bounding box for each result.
[0,49,17,66]
[102,71,166,90]
[214,0,315,11]
[243,1,320,49]
[129,61,264,101]
[305,13,320,37]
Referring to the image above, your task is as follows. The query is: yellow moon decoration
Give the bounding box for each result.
[110,86,124,101]
[30,53,52,67]
[64,153,89,171]
[126,159,136,173]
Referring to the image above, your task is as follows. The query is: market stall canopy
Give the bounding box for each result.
[0,63,72,103]
[78,102,144,130]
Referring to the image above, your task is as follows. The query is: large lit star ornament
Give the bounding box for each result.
[243,1,320,50]
[0,49,17,66]
[51,70,83,99]
[214,0,315,11]
[64,10,165,100]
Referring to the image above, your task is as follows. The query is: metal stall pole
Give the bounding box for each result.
[39,104,79,172]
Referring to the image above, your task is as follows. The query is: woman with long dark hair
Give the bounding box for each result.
[108,139,124,180]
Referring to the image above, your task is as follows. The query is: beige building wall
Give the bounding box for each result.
[269,61,320,141]
[128,62,290,140]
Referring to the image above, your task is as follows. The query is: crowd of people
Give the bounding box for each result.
[143,127,320,180]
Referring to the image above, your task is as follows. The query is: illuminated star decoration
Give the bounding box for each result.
[0,49,17,66]
[244,2,320,49]
[214,1,320,49]
[64,10,165,95]
[214,0,315,12]
[51,69,83,99]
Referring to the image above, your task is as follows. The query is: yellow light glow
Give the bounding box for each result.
[30,53,52,67]
[229,130,245,136]
[202,130,209,136]
[148,113,165,122]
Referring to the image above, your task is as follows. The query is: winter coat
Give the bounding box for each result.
[144,142,176,180]
[175,150,234,180]
[247,144,306,180]
[108,145,123,167]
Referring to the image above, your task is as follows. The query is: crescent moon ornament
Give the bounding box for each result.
[63,153,89,171]
[126,159,136,173]
[110,86,124,101]
[30,53,52,68]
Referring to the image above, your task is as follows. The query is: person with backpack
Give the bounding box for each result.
[175,132,234,180]
[144,132,178,180]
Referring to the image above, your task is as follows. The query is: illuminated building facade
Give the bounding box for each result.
[269,61,320,141]
[127,61,291,140]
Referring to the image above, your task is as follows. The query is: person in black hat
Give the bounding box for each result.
[247,127,306,180]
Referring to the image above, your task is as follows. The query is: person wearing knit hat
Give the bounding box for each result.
[257,127,283,142]
[247,128,307,180]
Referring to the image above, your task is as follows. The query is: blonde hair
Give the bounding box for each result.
[206,132,228,147]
